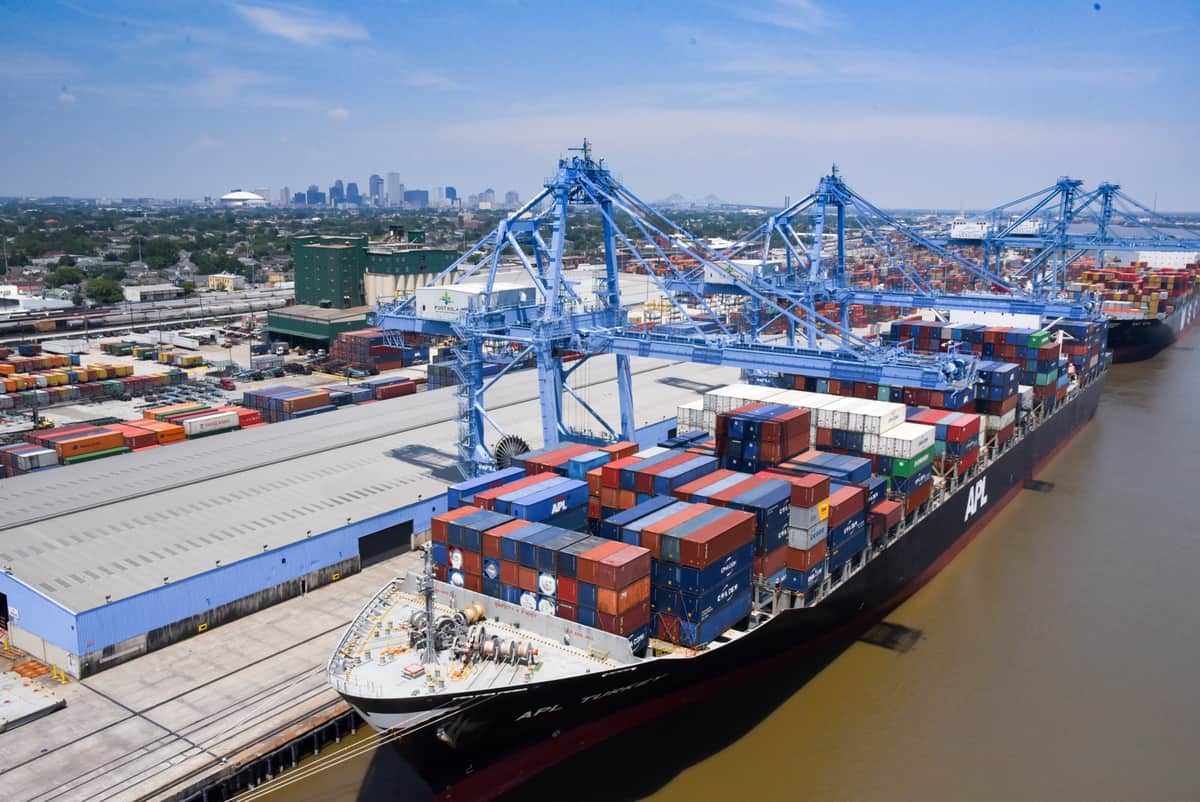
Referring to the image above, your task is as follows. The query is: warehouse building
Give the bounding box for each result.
[0,359,725,677]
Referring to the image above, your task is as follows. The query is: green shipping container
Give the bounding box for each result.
[889,448,934,478]
[64,446,130,464]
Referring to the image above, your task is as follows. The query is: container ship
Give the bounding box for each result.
[327,317,1108,801]
[1064,262,1199,362]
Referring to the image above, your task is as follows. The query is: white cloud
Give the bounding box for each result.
[327,106,350,121]
[732,0,834,33]
[233,4,368,46]
[402,70,462,92]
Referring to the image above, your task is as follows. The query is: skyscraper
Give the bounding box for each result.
[306,184,322,205]
[386,172,402,207]
[279,187,290,206]
[445,186,458,203]
[329,180,345,206]
[346,182,361,204]
[504,190,520,208]
[369,174,384,206]
[292,191,306,206]
[403,189,429,208]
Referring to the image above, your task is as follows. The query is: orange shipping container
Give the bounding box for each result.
[128,420,186,444]
[595,575,651,616]
[53,430,126,459]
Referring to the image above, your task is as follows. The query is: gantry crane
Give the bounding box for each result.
[376,144,981,477]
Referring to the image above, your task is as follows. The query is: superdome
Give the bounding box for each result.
[219,190,266,207]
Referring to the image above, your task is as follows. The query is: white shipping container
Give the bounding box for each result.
[414,282,539,322]
[1018,385,1035,412]
[702,383,787,413]
[866,422,936,458]
[632,446,670,459]
[676,400,705,433]
[789,503,825,531]
[182,410,239,437]
[15,448,58,470]
[986,409,1016,431]
[788,520,828,550]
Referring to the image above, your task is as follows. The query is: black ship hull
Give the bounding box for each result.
[343,374,1107,801]
[1107,293,1199,363]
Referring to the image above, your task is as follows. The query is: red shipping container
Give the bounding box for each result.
[673,469,739,503]
[870,500,904,530]
[678,510,756,569]
[431,505,481,543]
[500,560,519,586]
[596,599,650,636]
[587,496,602,519]
[557,576,578,604]
[556,600,578,623]
[575,540,628,585]
[525,443,595,475]
[463,573,482,593]
[828,485,866,529]
[641,504,710,559]
[754,544,788,577]
[602,455,642,489]
[763,470,830,508]
[586,467,603,497]
[448,548,482,576]
[785,540,828,571]
[375,381,416,400]
[904,481,933,515]
[599,486,636,510]
[517,566,539,592]
[634,453,695,494]
[596,576,651,615]
[601,441,638,460]
[434,564,448,582]
[473,472,558,510]
[594,545,652,589]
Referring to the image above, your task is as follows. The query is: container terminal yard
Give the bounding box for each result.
[0,150,1197,802]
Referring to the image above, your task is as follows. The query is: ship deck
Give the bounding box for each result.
[329,574,633,701]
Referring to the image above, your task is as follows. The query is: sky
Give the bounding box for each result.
[1,0,1197,208]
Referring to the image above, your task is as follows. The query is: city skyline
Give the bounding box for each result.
[0,2,1197,207]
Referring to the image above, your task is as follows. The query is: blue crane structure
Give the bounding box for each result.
[375,144,982,478]
[946,179,1200,291]
[694,169,1102,351]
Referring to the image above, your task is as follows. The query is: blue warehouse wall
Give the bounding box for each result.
[74,494,449,653]
[0,572,79,654]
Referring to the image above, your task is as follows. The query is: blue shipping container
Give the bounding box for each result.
[651,567,753,622]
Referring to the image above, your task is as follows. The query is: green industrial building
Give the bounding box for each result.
[268,230,458,346]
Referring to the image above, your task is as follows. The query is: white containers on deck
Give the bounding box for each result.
[702,383,787,413]
[861,422,937,458]
[676,399,715,434]
[813,397,905,434]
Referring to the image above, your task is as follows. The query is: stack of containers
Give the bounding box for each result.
[596,496,678,544]
[767,470,832,596]
[474,472,590,530]
[826,482,868,577]
[179,409,240,438]
[715,402,811,472]
[0,442,59,477]
[906,408,983,476]
[974,361,1020,444]
[789,373,977,412]
[1049,318,1108,384]
[860,422,937,501]
[642,503,756,647]
[574,540,652,646]
[514,443,597,475]
[672,471,791,577]
[430,506,516,592]
[447,466,526,508]
[607,448,719,515]
[241,387,335,422]
[127,419,186,444]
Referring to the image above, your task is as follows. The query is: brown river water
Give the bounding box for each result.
[266,326,1200,802]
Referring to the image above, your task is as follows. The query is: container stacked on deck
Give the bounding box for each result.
[594,447,718,517]
[473,471,590,530]
[637,500,756,648]
[672,470,795,597]
[1065,263,1198,321]
[25,424,129,464]
[431,495,654,652]
[0,442,59,477]
[1047,318,1108,383]
[714,402,810,473]
[904,408,983,476]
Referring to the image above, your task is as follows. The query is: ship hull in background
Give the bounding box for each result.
[342,374,1107,802]
[1107,293,1200,363]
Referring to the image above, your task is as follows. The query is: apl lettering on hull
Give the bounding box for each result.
[514,674,666,721]
[963,477,989,522]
